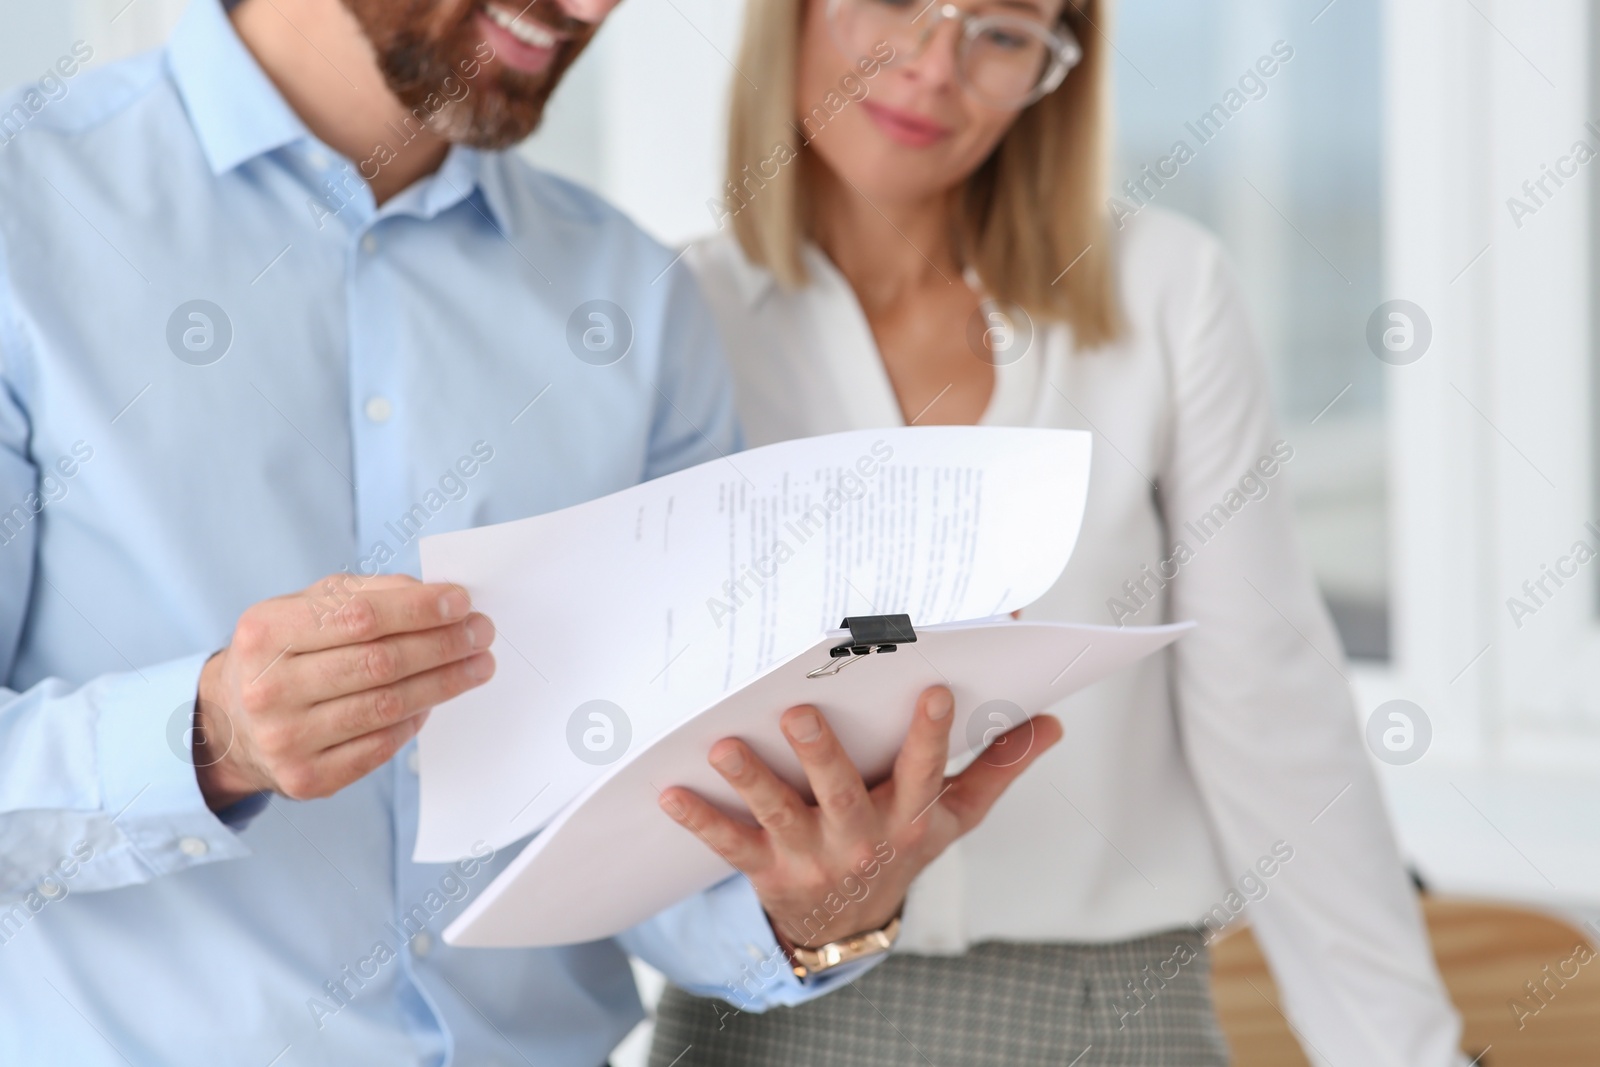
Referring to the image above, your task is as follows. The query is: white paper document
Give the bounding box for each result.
[444,618,1191,948]
[415,426,1095,861]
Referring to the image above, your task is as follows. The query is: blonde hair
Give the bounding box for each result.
[724,0,1120,348]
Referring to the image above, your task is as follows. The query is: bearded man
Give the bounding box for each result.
[0,2,1057,1064]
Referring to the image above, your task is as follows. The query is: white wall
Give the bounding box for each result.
[0,5,76,84]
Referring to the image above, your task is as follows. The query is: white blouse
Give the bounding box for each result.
[685,210,1466,1067]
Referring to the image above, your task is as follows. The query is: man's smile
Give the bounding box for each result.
[474,1,572,75]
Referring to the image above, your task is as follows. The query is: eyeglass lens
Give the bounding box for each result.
[829,0,1065,107]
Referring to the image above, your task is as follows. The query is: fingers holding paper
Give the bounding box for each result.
[657,685,1061,950]
[191,575,498,811]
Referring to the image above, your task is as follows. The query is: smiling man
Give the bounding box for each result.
[0,1,1058,1065]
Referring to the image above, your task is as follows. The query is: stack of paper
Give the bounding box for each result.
[414,427,1189,946]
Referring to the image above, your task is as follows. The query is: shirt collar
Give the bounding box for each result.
[166,0,511,231]
[450,148,513,232]
[167,0,308,175]
[374,143,504,232]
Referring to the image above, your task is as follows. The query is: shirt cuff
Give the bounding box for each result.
[619,873,887,1013]
[86,652,254,889]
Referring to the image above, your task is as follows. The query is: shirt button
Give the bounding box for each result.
[411,931,433,958]
[307,149,330,171]
[365,396,393,424]
[40,880,64,899]
[179,836,209,857]
[406,747,420,774]
[361,233,379,254]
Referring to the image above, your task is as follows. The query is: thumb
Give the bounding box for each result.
[940,714,1062,834]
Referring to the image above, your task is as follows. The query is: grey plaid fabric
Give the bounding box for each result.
[648,930,1229,1067]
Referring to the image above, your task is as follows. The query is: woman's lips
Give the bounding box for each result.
[474,6,564,76]
[862,101,953,147]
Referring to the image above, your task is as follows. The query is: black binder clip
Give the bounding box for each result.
[805,614,918,678]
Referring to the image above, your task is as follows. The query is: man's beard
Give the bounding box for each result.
[341,0,597,149]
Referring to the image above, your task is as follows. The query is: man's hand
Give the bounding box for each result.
[657,686,1062,951]
[192,574,496,812]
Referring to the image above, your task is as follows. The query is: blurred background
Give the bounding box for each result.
[4,0,1599,1059]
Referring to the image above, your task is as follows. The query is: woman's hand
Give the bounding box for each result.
[657,685,1062,950]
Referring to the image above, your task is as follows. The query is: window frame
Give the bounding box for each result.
[1381,0,1600,768]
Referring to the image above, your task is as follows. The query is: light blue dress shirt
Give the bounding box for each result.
[0,2,857,1064]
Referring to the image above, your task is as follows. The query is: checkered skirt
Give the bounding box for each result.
[648,929,1230,1067]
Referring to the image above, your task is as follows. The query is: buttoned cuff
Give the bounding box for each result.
[85,652,253,890]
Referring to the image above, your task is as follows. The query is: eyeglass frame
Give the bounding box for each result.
[825,0,1085,109]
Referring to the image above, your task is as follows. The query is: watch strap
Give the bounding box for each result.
[787,915,901,979]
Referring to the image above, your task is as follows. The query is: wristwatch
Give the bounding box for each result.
[785,915,901,979]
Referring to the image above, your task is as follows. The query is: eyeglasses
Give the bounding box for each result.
[826,0,1084,110]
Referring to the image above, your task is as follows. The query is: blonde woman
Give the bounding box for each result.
[647,0,1469,1065]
